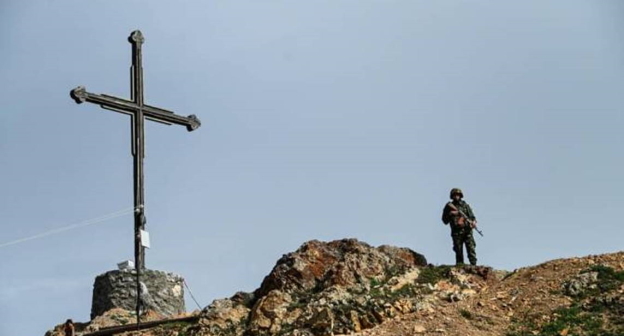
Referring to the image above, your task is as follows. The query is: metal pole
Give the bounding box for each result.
[129,29,146,328]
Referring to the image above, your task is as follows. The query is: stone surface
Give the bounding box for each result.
[197,293,251,336]
[249,289,294,335]
[181,239,431,336]
[562,271,599,297]
[91,269,185,319]
[255,238,427,299]
[241,238,429,336]
[413,324,427,333]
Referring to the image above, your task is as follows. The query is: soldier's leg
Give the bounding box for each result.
[452,234,464,265]
[465,232,477,266]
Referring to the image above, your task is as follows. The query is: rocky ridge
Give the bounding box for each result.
[46,239,624,336]
[196,238,432,336]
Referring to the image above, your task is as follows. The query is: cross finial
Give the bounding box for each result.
[70,86,87,104]
[129,30,145,45]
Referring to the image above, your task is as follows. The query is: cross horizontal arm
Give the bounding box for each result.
[70,86,201,132]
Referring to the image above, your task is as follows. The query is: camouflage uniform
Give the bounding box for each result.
[442,189,477,266]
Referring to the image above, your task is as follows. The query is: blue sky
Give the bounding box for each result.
[1,1,623,335]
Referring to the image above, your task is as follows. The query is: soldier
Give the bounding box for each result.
[442,188,478,266]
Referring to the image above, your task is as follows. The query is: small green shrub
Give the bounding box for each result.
[368,277,384,297]
[369,287,383,298]
[459,309,473,320]
[389,284,415,299]
[417,265,451,285]
[369,278,382,287]
[586,265,624,293]
[541,306,602,335]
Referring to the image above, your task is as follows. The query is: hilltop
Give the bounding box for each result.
[46,239,624,336]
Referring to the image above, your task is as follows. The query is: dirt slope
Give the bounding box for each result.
[349,251,624,336]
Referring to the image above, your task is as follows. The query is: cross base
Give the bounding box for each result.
[91,269,186,320]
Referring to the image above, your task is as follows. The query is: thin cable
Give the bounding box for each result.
[183,279,203,310]
[0,206,137,249]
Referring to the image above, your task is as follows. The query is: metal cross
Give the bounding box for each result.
[70,30,200,274]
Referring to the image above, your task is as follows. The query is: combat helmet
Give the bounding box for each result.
[450,188,463,199]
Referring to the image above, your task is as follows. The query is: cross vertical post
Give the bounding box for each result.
[130,30,146,275]
[130,30,147,327]
[70,30,201,325]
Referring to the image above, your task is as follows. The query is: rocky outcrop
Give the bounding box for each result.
[190,238,449,336]
[255,239,427,298]
[49,238,495,336]
[47,243,624,336]
[562,270,599,297]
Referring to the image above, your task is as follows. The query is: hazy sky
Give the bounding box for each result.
[1,1,623,335]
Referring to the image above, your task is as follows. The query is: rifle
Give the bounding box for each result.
[447,203,484,237]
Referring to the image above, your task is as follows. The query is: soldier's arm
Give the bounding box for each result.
[464,203,476,221]
[442,203,451,224]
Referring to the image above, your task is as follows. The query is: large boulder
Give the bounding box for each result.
[254,238,427,299]
[192,239,429,336]
[241,239,428,336]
